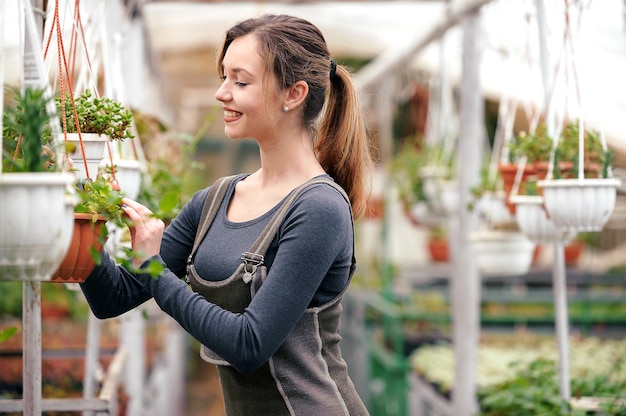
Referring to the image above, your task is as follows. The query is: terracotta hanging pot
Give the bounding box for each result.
[428,238,449,263]
[51,213,107,283]
[564,239,585,265]
[498,163,537,214]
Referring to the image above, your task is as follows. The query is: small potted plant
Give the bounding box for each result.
[50,175,125,283]
[134,109,204,225]
[427,225,449,263]
[1,86,75,281]
[390,139,450,226]
[538,120,621,232]
[56,89,134,180]
[468,161,513,226]
[499,124,555,214]
[504,123,580,244]
[469,221,536,277]
[390,141,430,225]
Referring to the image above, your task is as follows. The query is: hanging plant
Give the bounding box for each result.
[554,120,606,179]
[55,89,135,180]
[539,121,621,232]
[56,89,135,141]
[53,176,125,283]
[1,87,74,281]
[507,124,554,167]
[390,137,457,224]
[2,87,58,173]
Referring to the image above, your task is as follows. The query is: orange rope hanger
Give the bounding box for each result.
[40,0,119,185]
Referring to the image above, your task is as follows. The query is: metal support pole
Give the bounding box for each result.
[82,312,103,416]
[552,242,571,400]
[536,0,572,401]
[452,8,483,416]
[163,318,186,416]
[377,76,396,298]
[121,309,146,416]
[22,282,42,416]
[21,1,45,414]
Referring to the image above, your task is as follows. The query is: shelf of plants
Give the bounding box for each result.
[358,267,626,416]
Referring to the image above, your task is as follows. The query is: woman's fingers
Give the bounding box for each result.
[120,198,165,268]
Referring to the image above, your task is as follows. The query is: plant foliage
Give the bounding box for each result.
[56,89,134,141]
[2,87,57,172]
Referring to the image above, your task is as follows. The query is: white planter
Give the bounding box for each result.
[420,165,449,210]
[101,158,142,199]
[438,180,458,216]
[469,230,535,277]
[409,201,444,227]
[0,173,75,281]
[539,178,621,232]
[477,192,514,225]
[63,133,108,180]
[510,194,576,244]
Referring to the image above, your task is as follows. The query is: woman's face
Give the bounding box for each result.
[215,34,284,141]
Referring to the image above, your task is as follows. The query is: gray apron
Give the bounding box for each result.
[186,176,369,415]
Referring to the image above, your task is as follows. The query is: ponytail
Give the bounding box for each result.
[316,64,374,219]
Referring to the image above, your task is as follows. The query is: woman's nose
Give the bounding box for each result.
[215,81,229,102]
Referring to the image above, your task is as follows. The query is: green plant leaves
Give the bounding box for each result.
[56,89,134,141]
[0,326,18,344]
[2,87,57,172]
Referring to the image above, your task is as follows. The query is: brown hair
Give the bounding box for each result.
[217,14,373,218]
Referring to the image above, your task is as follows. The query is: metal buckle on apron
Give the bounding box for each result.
[240,252,264,284]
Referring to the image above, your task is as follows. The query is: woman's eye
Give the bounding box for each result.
[220,75,247,87]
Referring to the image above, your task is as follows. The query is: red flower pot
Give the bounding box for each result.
[51,213,106,283]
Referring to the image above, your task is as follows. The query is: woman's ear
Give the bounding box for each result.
[283,80,309,111]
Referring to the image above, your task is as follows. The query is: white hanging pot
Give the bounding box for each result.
[477,191,514,226]
[469,230,535,277]
[438,179,458,216]
[409,201,444,227]
[0,172,75,281]
[101,158,142,200]
[63,133,108,180]
[420,165,450,212]
[538,178,621,232]
[510,194,576,244]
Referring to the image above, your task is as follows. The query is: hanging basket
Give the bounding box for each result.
[438,179,459,216]
[476,191,514,226]
[0,173,75,281]
[406,201,445,227]
[64,133,108,180]
[469,230,535,277]
[101,158,142,200]
[538,178,621,232]
[421,165,448,200]
[51,213,107,283]
[510,194,576,244]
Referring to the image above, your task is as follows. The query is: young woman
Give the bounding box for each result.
[81,14,373,415]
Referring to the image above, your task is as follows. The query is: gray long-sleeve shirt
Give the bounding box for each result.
[80,174,355,374]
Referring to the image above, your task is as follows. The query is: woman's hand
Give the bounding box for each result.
[121,198,165,269]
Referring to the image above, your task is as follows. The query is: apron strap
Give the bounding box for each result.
[187,175,239,268]
[241,177,351,266]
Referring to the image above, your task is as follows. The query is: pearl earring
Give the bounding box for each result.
[283,106,290,112]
